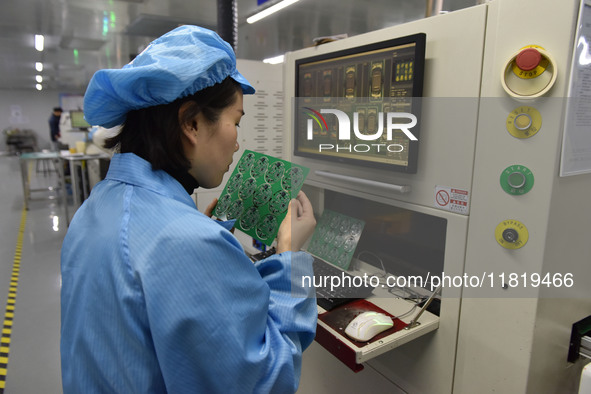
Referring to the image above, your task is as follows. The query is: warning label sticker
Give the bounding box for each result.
[434,186,469,214]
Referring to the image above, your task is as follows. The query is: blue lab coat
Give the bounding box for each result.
[61,153,317,393]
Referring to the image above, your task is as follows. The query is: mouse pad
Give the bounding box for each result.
[307,210,365,270]
[318,299,408,346]
[213,150,309,246]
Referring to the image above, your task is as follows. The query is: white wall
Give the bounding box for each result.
[0,89,84,152]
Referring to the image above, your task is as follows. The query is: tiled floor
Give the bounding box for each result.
[0,154,64,393]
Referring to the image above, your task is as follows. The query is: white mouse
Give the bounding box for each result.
[344,311,394,342]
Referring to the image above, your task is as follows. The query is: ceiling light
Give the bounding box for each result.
[35,62,43,72]
[35,34,44,51]
[263,55,285,64]
[247,0,300,24]
[52,215,60,232]
[36,84,43,91]
[36,75,43,83]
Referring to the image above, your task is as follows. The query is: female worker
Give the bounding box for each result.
[60,25,317,394]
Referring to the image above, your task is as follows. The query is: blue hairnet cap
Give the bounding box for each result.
[84,25,255,128]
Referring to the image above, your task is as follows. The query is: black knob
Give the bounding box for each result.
[502,228,519,243]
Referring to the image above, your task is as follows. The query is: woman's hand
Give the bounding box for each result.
[205,198,235,233]
[277,191,316,254]
[204,198,218,218]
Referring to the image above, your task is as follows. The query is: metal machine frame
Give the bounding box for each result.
[284,1,591,392]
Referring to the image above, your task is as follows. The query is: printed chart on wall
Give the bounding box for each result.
[214,150,309,246]
[561,0,591,176]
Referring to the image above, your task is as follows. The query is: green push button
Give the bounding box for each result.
[508,172,526,189]
[500,165,534,195]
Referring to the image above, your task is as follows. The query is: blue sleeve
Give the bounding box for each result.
[139,222,317,394]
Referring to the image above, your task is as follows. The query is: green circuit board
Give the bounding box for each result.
[307,210,365,270]
[213,150,309,246]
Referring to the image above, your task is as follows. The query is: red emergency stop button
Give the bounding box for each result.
[515,48,542,71]
[502,45,558,97]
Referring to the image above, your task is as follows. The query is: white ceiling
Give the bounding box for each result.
[0,0,477,92]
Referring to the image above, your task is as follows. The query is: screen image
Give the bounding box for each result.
[294,33,425,173]
[70,110,91,130]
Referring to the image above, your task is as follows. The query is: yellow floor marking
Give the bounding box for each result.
[0,208,27,393]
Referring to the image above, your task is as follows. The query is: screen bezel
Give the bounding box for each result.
[293,33,426,174]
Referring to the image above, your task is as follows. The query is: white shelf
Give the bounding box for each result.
[315,295,439,370]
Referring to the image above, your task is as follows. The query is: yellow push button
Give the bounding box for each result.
[495,220,529,250]
[506,106,542,139]
[514,113,533,130]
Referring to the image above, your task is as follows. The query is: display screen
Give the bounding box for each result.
[294,33,425,173]
[70,110,91,130]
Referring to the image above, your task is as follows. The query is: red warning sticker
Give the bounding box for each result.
[434,186,469,214]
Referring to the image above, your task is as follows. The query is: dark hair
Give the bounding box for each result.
[53,107,63,112]
[104,77,241,172]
